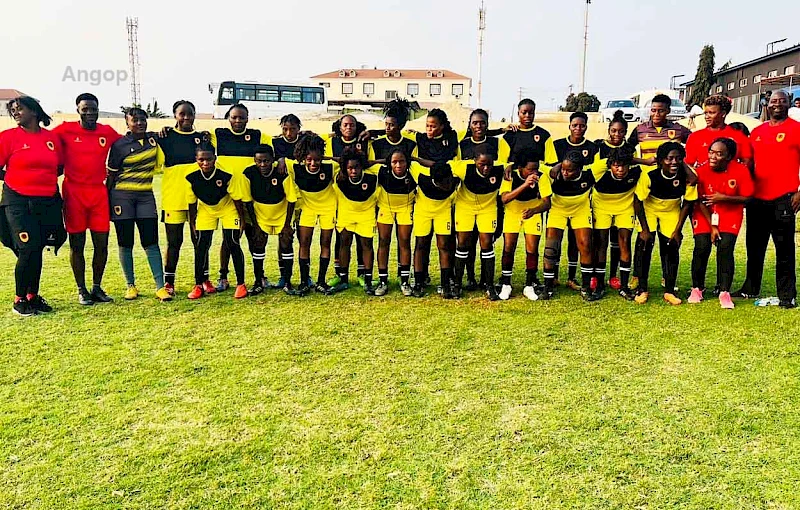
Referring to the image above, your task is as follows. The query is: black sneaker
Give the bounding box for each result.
[12,299,35,317]
[618,288,635,301]
[464,279,479,292]
[451,284,462,299]
[486,285,500,301]
[731,288,758,299]
[411,284,425,298]
[315,282,331,294]
[78,288,94,306]
[326,282,350,295]
[29,295,53,314]
[364,284,375,296]
[291,283,311,297]
[539,286,554,301]
[423,274,431,287]
[282,281,294,294]
[248,282,265,296]
[779,299,797,309]
[90,287,113,303]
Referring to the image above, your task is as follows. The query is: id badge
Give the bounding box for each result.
[711,212,720,226]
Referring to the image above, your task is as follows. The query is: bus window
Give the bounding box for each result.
[303,88,324,104]
[257,87,279,102]
[219,86,235,105]
[236,85,256,101]
[280,86,303,103]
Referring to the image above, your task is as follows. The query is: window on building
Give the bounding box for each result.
[320,82,330,88]
[754,74,762,83]
[785,65,796,75]
[407,83,419,96]
[739,78,747,87]
[342,83,353,94]
[385,90,398,100]
[430,83,442,96]
[727,82,735,91]
[715,85,723,93]
[452,84,464,96]
[768,69,778,78]
[363,83,375,95]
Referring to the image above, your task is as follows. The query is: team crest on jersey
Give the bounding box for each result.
[443,140,449,146]
[582,149,589,157]
[18,232,29,243]
[534,134,540,142]
[194,137,200,145]
[99,137,107,147]
[148,137,156,146]
[673,179,680,187]
[668,130,676,139]
[46,141,55,151]
[74,136,82,143]
[271,178,278,186]
[320,173,326,180]
[728,179,737,189]
[489,176,497,184]
[777,133,786,143]
[362,182,368,190]
[244,134,251,142]
[627,178,635,184]
[114,205,122,215]
[580,182,588,189]
[216,180,223,187]
[356,143,363,151]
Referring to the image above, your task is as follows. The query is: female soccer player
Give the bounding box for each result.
[590,145,642,300]
[287,134,338,296]
[186,145,247,300]
[688,138,753,309]
[212,103,272,292]
[0,96,65,316]
[449,149,506,301]
[272,114,302,160]
[544,112,598,291]
[633,142,697,305]
[498,147,552,301]
[327,114,370,288]
[107,107,171,302]
[329,149,379,295]
[409,109,460,289]
[502,98,552,163]
[238,144,297,295]
[374,148,416,296]
[685,95,752,170]
[541,151,595,301]
[370,99,417,162]
[158,100,212,295]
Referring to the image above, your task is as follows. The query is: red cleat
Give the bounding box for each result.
[234,284,248,299]
[590,277,598,291]
[609,277,621,290]
[164,282,175,296]
[202,280,217,294]
[187,285,204,300]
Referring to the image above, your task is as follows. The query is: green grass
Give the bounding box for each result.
[1,177,799,508]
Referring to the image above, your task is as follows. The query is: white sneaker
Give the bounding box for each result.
[523,285,539,301]
[498,284,512,300]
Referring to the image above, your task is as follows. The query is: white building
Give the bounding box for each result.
[311,69,471,110]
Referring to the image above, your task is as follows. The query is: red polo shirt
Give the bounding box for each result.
[692,160,754,235]
[53,121,121,187]
[0,126,62,197]
[685,125,753,167]
[750,118,800,200]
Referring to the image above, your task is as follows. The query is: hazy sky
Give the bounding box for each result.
[3,0,798,119]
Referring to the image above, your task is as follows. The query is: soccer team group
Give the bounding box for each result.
[0,90,799,316]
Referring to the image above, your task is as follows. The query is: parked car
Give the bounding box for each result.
[638,97,689,122]
[600,99,639,122]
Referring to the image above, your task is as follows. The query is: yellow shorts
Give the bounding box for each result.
[455,207,497,234]
[377,207,413,226]
[162,209,188,224]
[196,210,241,231]
[414,209,452,237]
[547,204,592,230]
[503,210,543,235]
[593,210,635,230]
[337,220,375,238]
[298,207,335,230]
[638,208,680,236]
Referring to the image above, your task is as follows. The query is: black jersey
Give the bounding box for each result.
[594,139,635,160]
[551,170,596,197]
[186,167,234,206]
[546,137,598,167]
[215,128,263,158]
[371,135,417,162]
[503,125,551,162]
[414,131,459,163]
[594,165,642,195]
[272,136,297,160]
[378,165,416,195]
[243,165,290,204]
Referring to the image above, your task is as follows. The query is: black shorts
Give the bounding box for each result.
[0,184,66,253]
[110,189,158,221]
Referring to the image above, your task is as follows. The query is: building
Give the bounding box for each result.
[0,89,26,116]
[310,69,471,110]
[680,44,800,115]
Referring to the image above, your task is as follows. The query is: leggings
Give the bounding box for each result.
[634,232,680,292]
[691,233,736,292]
[194,229,244,286]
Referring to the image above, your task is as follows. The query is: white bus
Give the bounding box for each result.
[209,80,327,119]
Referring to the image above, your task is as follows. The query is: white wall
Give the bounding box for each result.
[319,77,471,107]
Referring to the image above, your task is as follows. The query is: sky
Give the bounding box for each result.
[3,0,798,119]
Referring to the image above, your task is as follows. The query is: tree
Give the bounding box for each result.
[718,59,732,72]
[688,45,716,108]
[118,100,168,118]
[562,92,601,112]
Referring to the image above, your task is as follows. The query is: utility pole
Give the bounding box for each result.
[477,0,486,107]
[579,0,590,93]
[126,17,141,107]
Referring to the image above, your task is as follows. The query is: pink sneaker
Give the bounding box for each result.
[687,287,703,304]
[719,291,735,309]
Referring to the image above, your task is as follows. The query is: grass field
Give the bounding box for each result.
[1,176,800,509]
